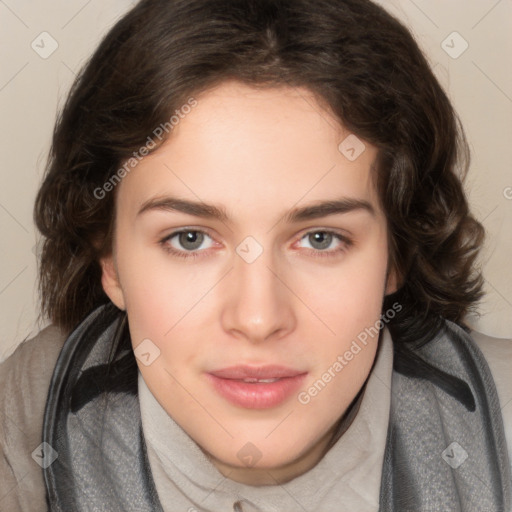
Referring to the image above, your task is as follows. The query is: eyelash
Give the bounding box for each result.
[158,229,353,260]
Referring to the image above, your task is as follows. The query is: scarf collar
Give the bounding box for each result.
[42,303,512,511]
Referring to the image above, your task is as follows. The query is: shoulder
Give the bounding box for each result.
[470,328,512,472]
[0,324,68,415]
[0,324,68,510]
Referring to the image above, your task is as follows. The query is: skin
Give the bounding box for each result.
[101,80,397,486]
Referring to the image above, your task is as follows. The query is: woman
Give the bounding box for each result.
[1,0,511,510]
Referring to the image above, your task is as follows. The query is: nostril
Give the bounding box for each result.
[233,500,243,511]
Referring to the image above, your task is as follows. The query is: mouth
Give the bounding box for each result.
[206,365,307,409]
[209,364,305,380]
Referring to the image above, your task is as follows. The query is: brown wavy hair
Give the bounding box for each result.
[34,0,485,344]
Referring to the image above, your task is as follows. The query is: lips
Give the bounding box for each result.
[206,365,308,409]
[209,364,305,380]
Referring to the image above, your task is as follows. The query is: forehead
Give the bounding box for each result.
[115,81,381,221]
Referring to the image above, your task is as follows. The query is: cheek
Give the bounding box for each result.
[300,238,389,341]
[296,271,385,428]
[114,231,213,335]
[294,236,388,406]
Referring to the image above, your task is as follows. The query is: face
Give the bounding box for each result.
[101,80,396,485]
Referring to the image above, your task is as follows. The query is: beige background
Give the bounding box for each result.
[1,0,511,363]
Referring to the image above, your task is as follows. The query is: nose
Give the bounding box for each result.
[220,245,296,344]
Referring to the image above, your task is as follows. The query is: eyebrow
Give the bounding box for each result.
[137,195,375,223]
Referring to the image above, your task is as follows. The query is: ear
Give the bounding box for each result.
[100,255,126,310]
[384,264,399,296]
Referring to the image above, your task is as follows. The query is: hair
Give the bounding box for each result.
[34,0,485,345]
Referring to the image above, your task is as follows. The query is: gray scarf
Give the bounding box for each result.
[42,303,511,511]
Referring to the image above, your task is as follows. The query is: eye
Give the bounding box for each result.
[159,229,214,258]
[159,228,353,260]
[296,230,352,257]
